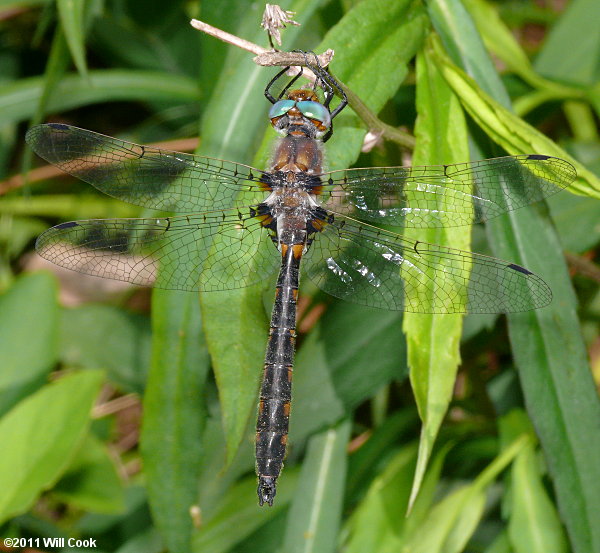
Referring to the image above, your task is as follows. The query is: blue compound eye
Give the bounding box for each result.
[269,100,295,119]
[296,101,331,127]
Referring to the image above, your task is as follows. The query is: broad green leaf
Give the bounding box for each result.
[93,12,201,77]
[508,442,568,553]
[321,303,406,409]
[493,161,600,553]
[460,0,584,100]
[0,370,103,523]
[407,486,486,553]
[52,433,125,514]
[282,420,351,553]
[534,0,600,86]
[0,272,59,416]
[141,290,209,553]
[291,302,405,444]
[290,330,346,444]
[60,304,151,394]
[114,528,164,553]
[0,70,199,126]
[192,468,300,553]
[404,436,528,553]
[346,409,419,501]
[199,0,327,466]
[57,0,87,77]
[485,531,512,553]
[74,484,147,535]
[319,0,429,171]
[201,0,427,470]
[548,192,600,253]
[0,216,46,259]
[428,0,508,106]
[431,8,600,553]
[403,37,469,510]
[428,36,600,199]
[344,444,418,553]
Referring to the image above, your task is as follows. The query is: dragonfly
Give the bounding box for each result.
[26,53,575,506]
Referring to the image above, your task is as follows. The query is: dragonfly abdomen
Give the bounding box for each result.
[256,242,303,506]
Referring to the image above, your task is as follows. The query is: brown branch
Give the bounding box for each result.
[1,137,200,195]
[189,18,414,150]
[565,251,600,283]
[189,19,267,55]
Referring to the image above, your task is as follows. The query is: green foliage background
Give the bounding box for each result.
[0,0,599,552]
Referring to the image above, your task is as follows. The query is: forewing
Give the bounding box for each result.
[303,216,551,313]
[36,209,280,291]
[26,124,268,212]
[320,155,575,228]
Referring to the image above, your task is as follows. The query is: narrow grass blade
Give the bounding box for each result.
[403,44,470,511]
[141,290,209,553]
[282,419,351,553]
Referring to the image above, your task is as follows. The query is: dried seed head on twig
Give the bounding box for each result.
[261,4,300,46]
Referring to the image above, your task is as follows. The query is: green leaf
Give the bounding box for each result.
[0,272,59,416]
[346,409,419,501]
[291,303,405,444]
[344,444,418,553]
[60,304,151,394]
[0,70,200,126]
[344,441,450,552]
[0,370,103,523]
[192,468,300,553]
[282,419,351,553]
[403,37,470,510]
[141,290,209,553]
[534,0,600,86]
[548,192,600,253]
[114,528,164,553]
[508,442,568,553]
[56,0,87,76]
[31,26,71,126]
[321,303,406,409]
[404,436,528,553]
[460,0,583,101]
[52,433,125,514]
[430,8,600,553]
[428,36,600,199]
[199,0,327,467]
[485,531,512,553]
[319,0,429,170]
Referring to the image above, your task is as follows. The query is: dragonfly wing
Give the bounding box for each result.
[36,209,280,291]
[26,124,268,213]
[320,155,575,228]
[303,215,551,313]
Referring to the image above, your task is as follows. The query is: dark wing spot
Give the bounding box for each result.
[527,154,549,160]
[55,221,79,229]
[507,263,532,275]
[48,123,70,130]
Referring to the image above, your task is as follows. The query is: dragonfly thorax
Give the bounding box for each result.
[271,135,324,175]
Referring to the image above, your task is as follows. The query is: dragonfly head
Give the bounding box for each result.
[269,89,331,139]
